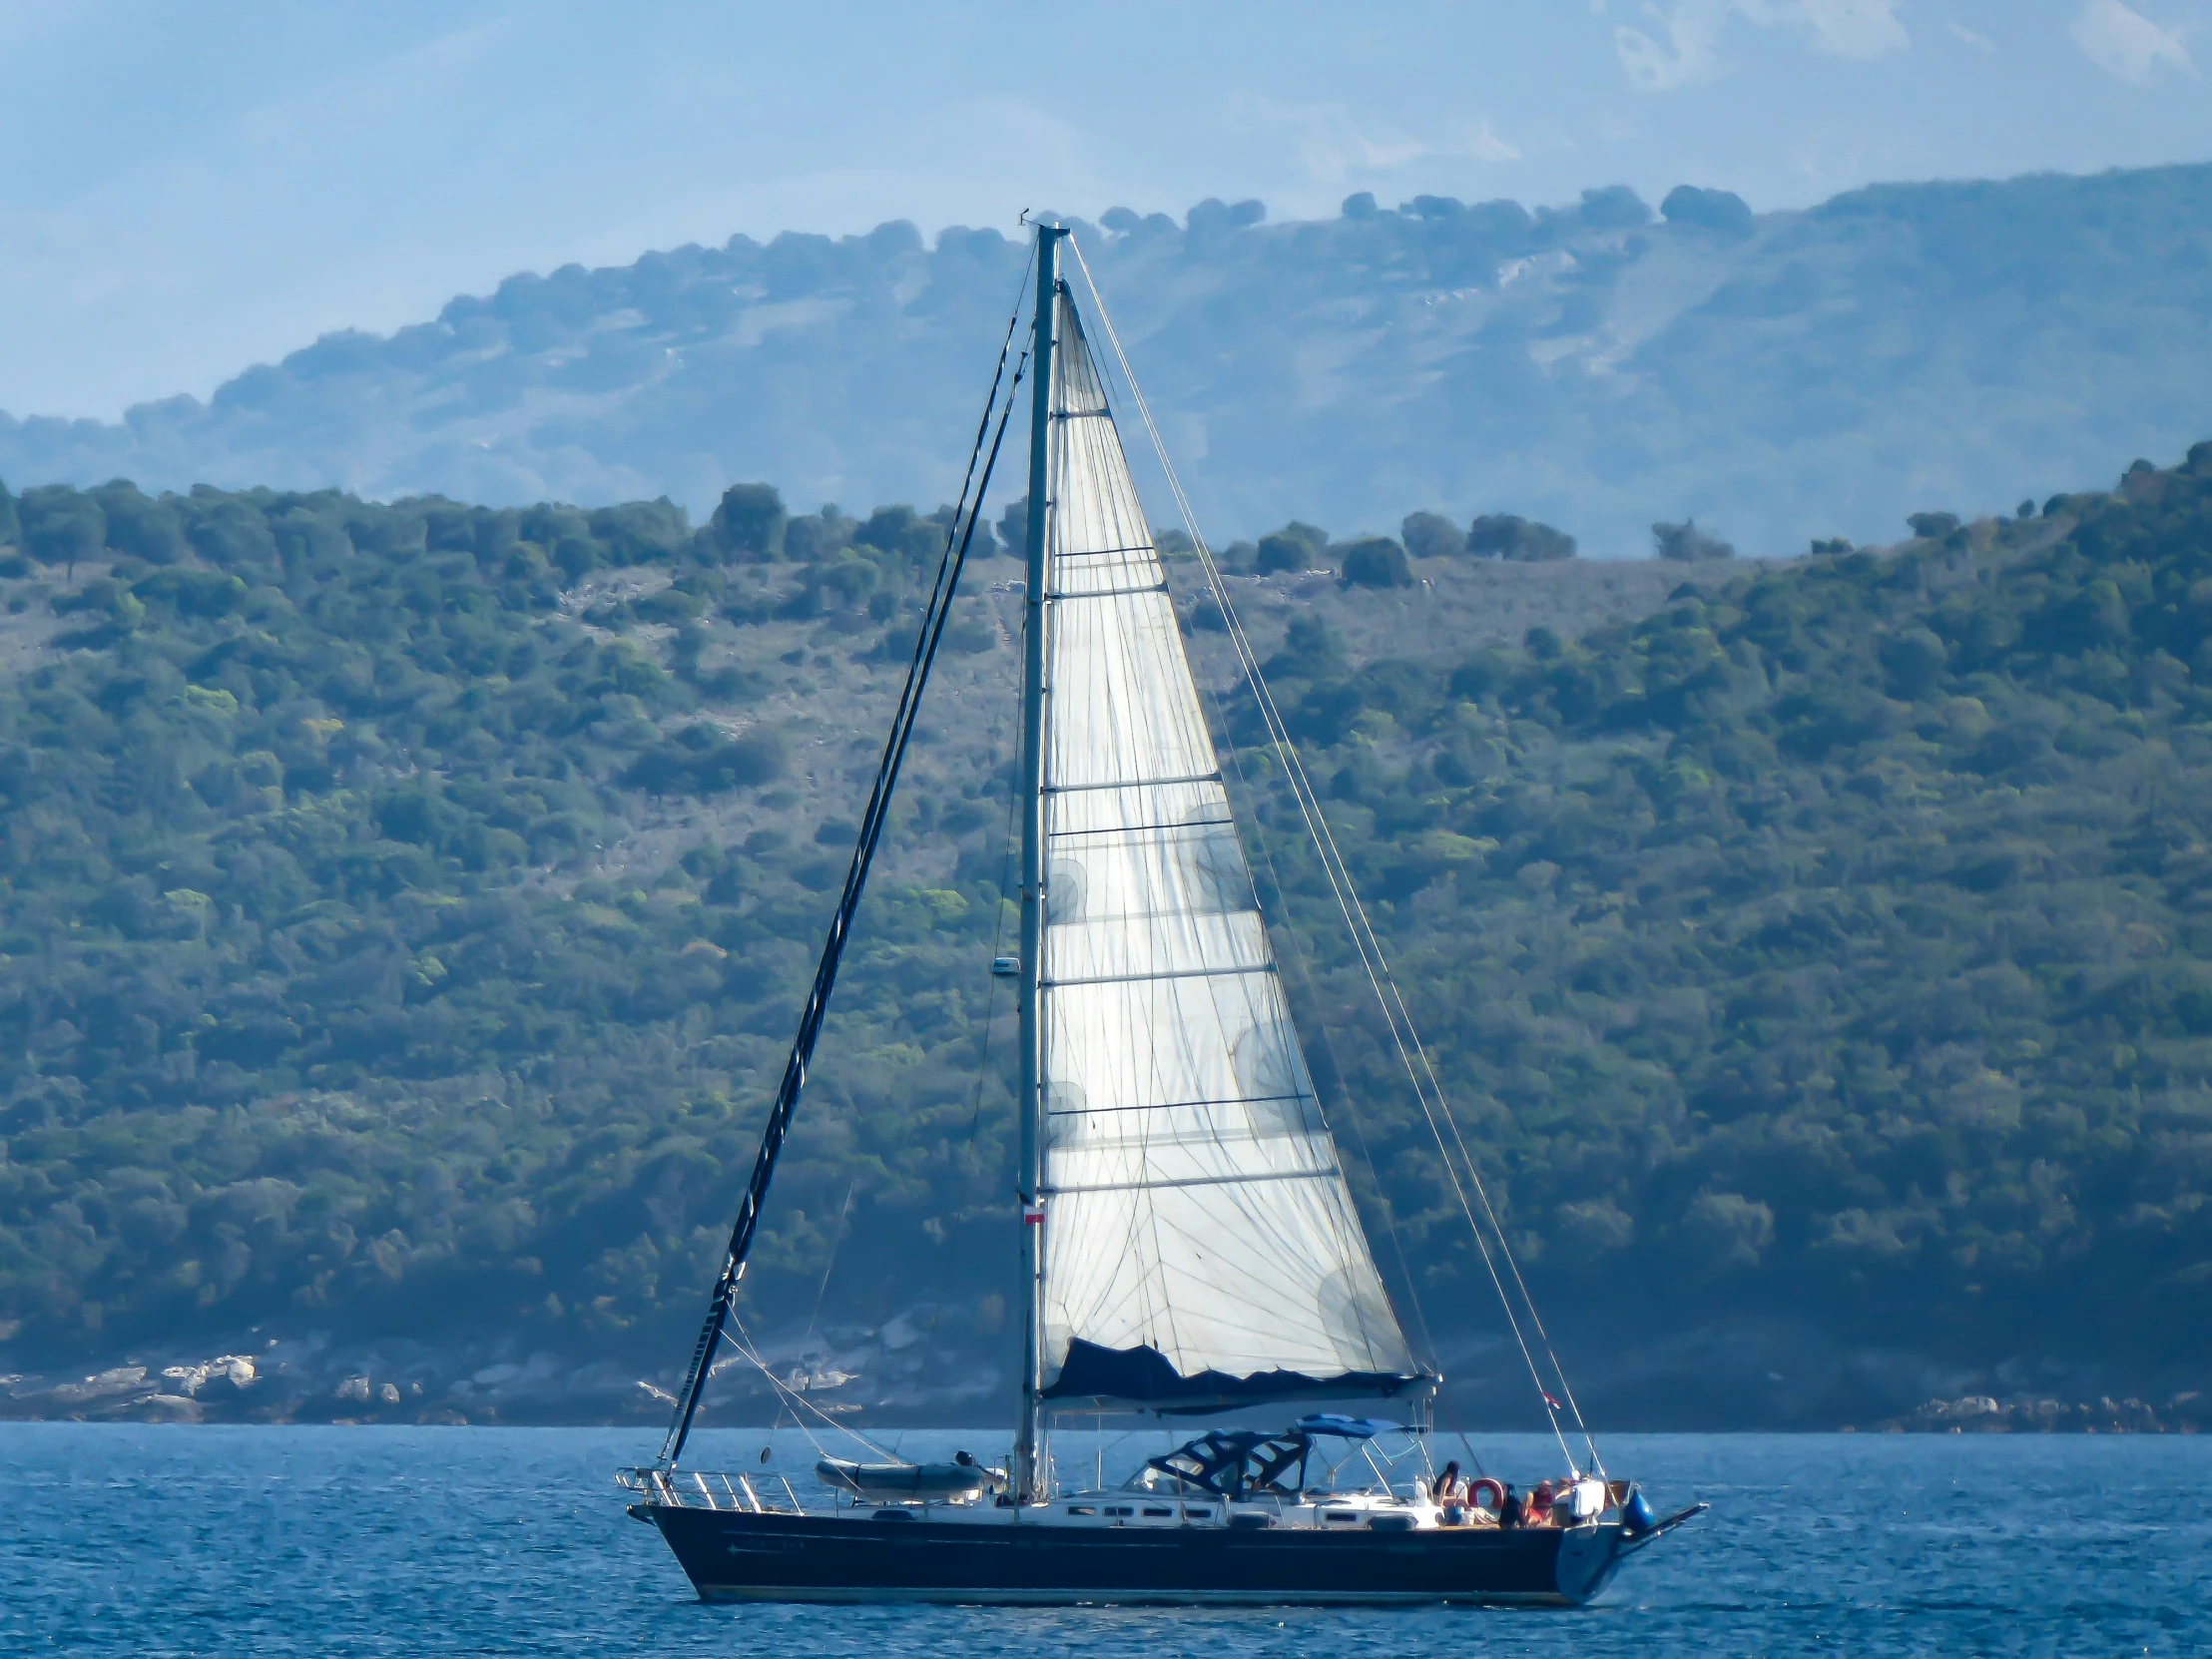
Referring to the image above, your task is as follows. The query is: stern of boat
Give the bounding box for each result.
[1552,1522,1624,1604]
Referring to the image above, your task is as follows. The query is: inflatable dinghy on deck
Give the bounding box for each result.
[816,1455,1007,1501]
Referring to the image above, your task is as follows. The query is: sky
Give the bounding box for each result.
[1,0,2208,421]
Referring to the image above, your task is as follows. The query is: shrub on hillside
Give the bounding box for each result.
[1652,518,1735,560]
[1339,535,1411,589]
[1257,522,1328,574]
[1467,513,1576,561]
[1400,511,1463,561]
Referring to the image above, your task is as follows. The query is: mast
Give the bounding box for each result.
[1014,223,1066,1503]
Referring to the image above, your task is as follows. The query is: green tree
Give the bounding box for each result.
[787,504,857,562]
[1340,535,1410,588]
[1651,518,1733,560]
[1468,513,1576,561]
[710,483,787,560]
[1400,511,1462,561]
[91,480,188,564]
[18,484,104,573]
[993,498,1028,563]
[588,498,690,563]
[857,505,941,564]
[1257,521,1329,575]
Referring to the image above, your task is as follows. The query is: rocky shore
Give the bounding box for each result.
[0,1311,1003,1428]
[0,1344,650,1426]
[6,1315,2203,1434]
[1865,1393,2207,1434]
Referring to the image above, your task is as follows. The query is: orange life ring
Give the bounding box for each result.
[1468,1477,1506,1513]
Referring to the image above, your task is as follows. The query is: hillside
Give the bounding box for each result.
[6,443,2212,1430]
[5,164,2212,556]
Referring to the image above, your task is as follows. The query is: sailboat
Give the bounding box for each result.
[621,223,1704,1607]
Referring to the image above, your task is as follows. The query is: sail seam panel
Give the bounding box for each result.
[1046,787,1236,837]
[1046,817,1233,838]
[1044,962,1275,989]
[1047,1091,1312,1117]
[1044,1166,1342,1197]
[1043,1193,1397,1358]
[1042,910,1266,957]
[1042,932,1263,955]
[1043,1217,1398,1363]
[1045,985,1353,1137]
[1044,770,1222,796]
[1046,603,1213,783]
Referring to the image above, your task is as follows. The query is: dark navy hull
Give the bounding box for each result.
[646,1507,1626,1607]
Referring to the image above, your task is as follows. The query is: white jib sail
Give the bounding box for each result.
[1035,293,1416,1404]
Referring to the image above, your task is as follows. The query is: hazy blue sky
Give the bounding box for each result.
[2,0,2207,419]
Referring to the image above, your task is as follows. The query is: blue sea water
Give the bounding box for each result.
[2,1424,2205,1656]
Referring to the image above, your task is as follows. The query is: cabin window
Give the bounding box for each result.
[1065,1505,1094,1516]
[1143,1507,1174,1517]
[1104,1506,1134,1517]
[1324,1510,1360,1523]
[1182,1506,1214,1519]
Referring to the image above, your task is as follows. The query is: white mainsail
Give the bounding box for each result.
[1034,293,1419,1407]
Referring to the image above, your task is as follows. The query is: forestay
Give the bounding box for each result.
[1035,292,1422,1410]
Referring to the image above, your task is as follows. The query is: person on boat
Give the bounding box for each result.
[1495,1482,1519,1530]
[1526,1480,1557,1527]
[1432,1460,1466,1525]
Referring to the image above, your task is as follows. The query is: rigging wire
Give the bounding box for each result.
[1066,237,1598,1477]
[725,1309,904,1463]
[657,258,1035,1469]
[802,1178,859,1350]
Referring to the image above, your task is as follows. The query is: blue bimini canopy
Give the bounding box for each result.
[1295,1413,1409,1440]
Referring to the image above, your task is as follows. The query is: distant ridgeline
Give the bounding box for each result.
[3,448,2212,1411]
[3,162,2211,556]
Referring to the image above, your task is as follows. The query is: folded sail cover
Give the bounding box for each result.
[1035,294,1422,1410]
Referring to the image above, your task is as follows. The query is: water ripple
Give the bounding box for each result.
[2,1425,2206,1656]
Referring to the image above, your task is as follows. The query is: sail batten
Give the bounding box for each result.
[1046,773,1223,796]
[1034,289,1421,1412]
[1047,1093,1310,1117]
[1047,1168,1345,1196]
